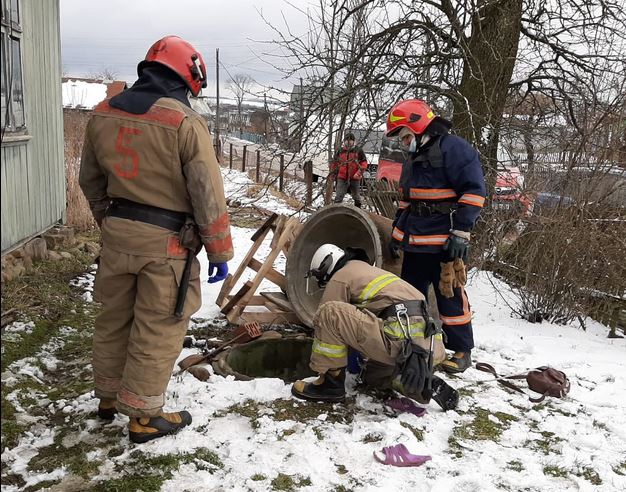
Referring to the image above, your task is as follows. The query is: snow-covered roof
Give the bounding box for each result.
[62,79,108,109]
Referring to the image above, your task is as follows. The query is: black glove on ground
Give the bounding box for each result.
[400,344,430,395]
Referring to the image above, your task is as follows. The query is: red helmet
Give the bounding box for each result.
[138,35,207,96]
[385,99,437,137]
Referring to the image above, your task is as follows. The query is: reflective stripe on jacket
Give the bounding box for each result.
[392,134,486,253]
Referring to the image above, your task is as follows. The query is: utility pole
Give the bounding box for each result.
[264,93,269,143]
[215,48,220,154]
[299,76,304,152]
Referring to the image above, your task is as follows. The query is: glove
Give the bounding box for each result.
[388,240,401,259]
[453,258,467,286]
[208,262,229,284]
[443,231,470,262]
[439,261,456,298]
[400,344,430,395]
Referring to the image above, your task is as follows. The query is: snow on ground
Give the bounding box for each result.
[2,166,626,491]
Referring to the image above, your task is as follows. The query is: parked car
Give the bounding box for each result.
[493,166,533,215]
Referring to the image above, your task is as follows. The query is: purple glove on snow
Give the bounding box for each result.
[208,262,229,284]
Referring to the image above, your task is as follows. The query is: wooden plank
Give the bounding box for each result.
[239,311,301,325]
[250,213,278,241]
[260,291,294,312]
[220,280,253,315]
[248,257,286,290]
[216,273,235,306]
[234,219,297,317]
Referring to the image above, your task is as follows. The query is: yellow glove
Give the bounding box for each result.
[453,258,467,287]
[439,261,456,298]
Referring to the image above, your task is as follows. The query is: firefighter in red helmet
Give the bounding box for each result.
[80,35,233,443]
[386,99,486,374]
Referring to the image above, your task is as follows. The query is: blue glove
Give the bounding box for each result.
[208,262,229,284]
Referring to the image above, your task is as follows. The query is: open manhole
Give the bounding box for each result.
[212,337,316,382]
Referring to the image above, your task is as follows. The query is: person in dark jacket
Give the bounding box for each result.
[385,99,486,373]
[330,132,368,207]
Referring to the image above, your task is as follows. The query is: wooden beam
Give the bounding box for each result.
[220,280,253,315]
[248,257,286,290]
[239,311,301,325]
[251,213,278,242]
[260,291,294,312]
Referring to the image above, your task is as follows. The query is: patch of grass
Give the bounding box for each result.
[592,420,609,431]
[507,460,524,472]
[92,475,166,492]
[271,473,311,491]
[577,467,602,485]
[313,426,324,440]
[251,473,267,481]
[400,421,424,441]
[335,464,348,475]
[23,479,61,492]
[526,431,564,455]
[361,433,383,444]
[452,408,518,442]
[216,398,357,430]
[543,465,568,479]
[332,487,353,492]
[613,461,626,476]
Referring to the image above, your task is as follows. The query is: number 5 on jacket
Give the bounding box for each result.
[113,126,142,179]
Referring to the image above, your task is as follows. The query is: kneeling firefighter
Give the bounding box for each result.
[80,36,233,443]
[291,244,459,410]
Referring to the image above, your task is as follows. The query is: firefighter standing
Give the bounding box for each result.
[291,244,458,410]
[80,36,234,443]
[385,99,486,374]
[330,133,368,208]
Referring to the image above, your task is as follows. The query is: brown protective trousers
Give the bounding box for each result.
[310,300,445,375]
[92,219,201,417]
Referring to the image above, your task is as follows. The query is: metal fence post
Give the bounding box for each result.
[256,149,261,183]
[229,143,233,170]
[279,154,285,192]
[242,145,247,172]
[304,160,313,206]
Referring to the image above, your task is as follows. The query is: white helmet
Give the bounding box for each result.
[308,244,345,286]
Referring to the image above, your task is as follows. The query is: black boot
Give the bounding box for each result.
[97,398,118,420]
[429,376,459,411]
[291,368,346,403]
[128,411,192,443]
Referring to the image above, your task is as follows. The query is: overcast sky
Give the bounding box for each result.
[60,0,312,99]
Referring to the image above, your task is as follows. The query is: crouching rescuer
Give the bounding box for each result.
[291,244,459,411]
[79,36,233,443]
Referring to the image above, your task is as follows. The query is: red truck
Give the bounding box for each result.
[376,137,532,214]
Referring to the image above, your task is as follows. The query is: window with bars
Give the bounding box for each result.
[1,0,27,137]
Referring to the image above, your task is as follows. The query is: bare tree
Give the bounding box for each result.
[264,0,626,180]
[87,66,119,81]
[227,73,255,137]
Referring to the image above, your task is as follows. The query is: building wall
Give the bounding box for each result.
[1,0,65,253]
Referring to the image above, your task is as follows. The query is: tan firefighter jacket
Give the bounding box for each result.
[320,260,445,349]
[79,97,233,263]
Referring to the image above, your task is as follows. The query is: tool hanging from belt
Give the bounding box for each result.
[105,198,199,319]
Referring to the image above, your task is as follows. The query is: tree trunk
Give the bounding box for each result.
[453,0,523,184]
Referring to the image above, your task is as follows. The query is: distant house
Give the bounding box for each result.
[61,77,127,110]
[1,0,64,253]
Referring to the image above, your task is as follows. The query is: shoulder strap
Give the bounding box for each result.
[427,135,444,168]
[475,362,528,396]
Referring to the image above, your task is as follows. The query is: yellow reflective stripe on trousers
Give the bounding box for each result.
[357,273,399,307]
[384,320,444,340]
[312,339,348,358]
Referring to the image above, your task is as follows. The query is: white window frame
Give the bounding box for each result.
[1,0,28,143]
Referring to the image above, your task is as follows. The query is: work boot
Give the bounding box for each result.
[128,411,192,444]
[291,368,346,403]
[97,398,118,420]
[430,376,459,411]
[441,351,472,374]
